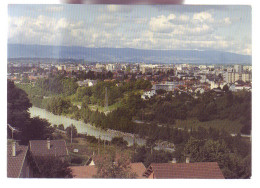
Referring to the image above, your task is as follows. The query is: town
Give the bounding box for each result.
[7,58,251,179]
[8,59,252,94]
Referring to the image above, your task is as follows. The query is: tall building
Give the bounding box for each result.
[224,72,241,83]
[241,73,252,83]
[234,65,243,73]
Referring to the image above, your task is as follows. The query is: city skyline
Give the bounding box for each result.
[8,5,251,56]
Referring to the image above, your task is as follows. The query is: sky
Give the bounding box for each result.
[8,4,251,55]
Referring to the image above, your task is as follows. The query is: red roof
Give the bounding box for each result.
[70,163,146,179]
[70,165,97,178]
[7,143,28,178]
[143,162,224,179]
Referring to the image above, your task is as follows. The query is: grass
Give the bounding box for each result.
[88,102,122,112]
[71,101,82,106]
[172,118,244,134]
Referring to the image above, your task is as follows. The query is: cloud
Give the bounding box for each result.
[8,9,251,56]
[193,12,214,23]
[149,13,213,35]
[149,14,175,33]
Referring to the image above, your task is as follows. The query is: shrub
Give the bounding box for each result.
[71,157,83,164]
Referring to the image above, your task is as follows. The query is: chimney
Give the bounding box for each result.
[47,138,50,150]
[186,157,190,163]
[12,141,16,157]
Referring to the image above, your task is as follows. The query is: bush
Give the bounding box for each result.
[70,157,83,164]
[86,135,98,143]
[58,124,65,130]
[111,137,128,148]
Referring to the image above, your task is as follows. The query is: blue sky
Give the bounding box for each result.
[8,5,251,55]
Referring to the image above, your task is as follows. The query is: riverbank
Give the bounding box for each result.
[29,106,176,152]
[29,106,146,146]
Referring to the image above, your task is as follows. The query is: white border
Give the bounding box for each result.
[1,0,259,187]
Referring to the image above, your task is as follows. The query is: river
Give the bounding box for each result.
[29,106,175,152]
[29,106,146,146]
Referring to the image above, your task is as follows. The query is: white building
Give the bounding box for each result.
[224,72,240,83]
[210,81,227,90]
[141,90,156,100]
[241,73,252,83]
[234,65,243,73]
[77,79,97,87]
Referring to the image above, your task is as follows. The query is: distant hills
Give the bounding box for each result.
[8,44,251,65]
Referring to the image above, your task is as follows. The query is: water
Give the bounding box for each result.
[29,106,146,146]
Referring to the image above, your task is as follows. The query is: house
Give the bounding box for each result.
[7,141,34,178]
[194,87,205,94]
[77,79,97,87]
[141,89,156,100]
[29,139,69,160]
[143,162,224,179]
[70,162,146,178]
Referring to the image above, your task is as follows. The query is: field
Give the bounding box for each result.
[88,102,122,113]
[173,118,244,134]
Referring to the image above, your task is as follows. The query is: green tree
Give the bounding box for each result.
[8,80,53,144]
[201,139,229,167]
[65,124,78,139]
[34,157,72,178]
[223,84,229,92]
[111,137,128,148]
[94,154,137,178]
[62,78,78,96]
[21,117,53,144]
[7,80,32,131]
[58,124,65,130]
[184,137,204,162]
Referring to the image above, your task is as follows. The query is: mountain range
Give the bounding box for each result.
[8,44,252,65]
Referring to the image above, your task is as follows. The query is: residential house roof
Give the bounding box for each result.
[130,162,147,178]
[7,143,28,178]
[70,162,146,179]
[29,140,68,157]
[143,162,224,179]
[70,165,97,178]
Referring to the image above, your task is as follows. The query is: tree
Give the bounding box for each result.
[184,137,204,162]
[111,137,128,148]
[8,80,53,144]
[7,80,32,131]
[65,124,78,139]
[58,124,65,131]
[94,153,137,178]
[62,78,78,96]
[34,157,72,178]
[107,71,113,79]
[156,89,166,95]
[201,139,229,167]
[21,117,53,144]
[223,84,229,92]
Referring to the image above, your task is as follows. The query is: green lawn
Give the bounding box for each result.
[172,118,244,134]
[88,102,122,113]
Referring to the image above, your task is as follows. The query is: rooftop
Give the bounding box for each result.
[7,143,28,178]
[70,162,146,179]
[29,139,68,157]
[143,162,224,179]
